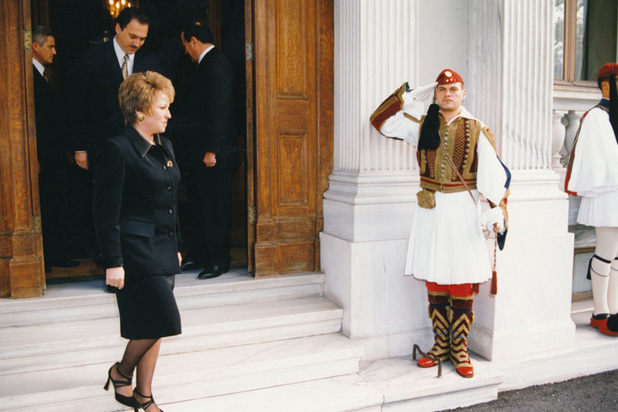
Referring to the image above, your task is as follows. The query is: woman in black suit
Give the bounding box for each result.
[94,71,181,412]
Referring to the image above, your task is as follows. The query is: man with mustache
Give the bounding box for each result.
[65,7,159,258]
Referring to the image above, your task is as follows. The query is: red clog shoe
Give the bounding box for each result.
[456,366,474,378]
[590,314,618,336]
[590,313,608,329]
[417,356,437,368]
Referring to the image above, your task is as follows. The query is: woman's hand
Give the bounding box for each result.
[106,266,125,289]
[177,252,183,267]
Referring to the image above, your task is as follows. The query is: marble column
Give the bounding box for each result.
[322,0,430,359]
[466,0,575,360]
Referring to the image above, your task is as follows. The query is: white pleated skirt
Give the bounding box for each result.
[404,190,493,285]
[577,190,618,227]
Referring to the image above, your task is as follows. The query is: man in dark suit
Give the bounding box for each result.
[171,21,239,279]
[65,7,159,257]
[69,7,158,169]
[32,25,79,272]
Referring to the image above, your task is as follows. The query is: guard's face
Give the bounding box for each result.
[115,19,148,55]
[435,82,466,113]
[33,35,56,65]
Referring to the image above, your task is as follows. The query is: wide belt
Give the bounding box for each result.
[420,177,477,194]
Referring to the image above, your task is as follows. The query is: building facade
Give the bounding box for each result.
[2,0,614,367]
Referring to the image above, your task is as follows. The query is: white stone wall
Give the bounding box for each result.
[323,0,575,361]
[324,0,427,359]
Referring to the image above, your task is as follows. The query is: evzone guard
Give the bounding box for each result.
[370,69,511,377]
[566,63,618,337]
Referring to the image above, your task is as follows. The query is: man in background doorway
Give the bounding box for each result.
[65,7,159,258]
[172,21,239,280]
[32,25,79,273]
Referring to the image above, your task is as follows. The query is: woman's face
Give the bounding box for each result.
[138,91,171,135]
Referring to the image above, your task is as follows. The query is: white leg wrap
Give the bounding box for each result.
[594,227,618,315]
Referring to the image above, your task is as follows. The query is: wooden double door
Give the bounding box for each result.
[0,0,333,297]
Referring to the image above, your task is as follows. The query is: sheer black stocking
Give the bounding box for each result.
[115,338,162,411]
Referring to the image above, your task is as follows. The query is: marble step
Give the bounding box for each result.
[358,356,503,411]
[163,374,384,412]
[0,296,343,370]
[1,333,364,412]
[155,355,503,412]
[0,272,325,327]
[39,355,499,412]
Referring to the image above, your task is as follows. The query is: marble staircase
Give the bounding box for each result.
[2,271,615,411]
[0,272,367,411]
[0,270,507,412]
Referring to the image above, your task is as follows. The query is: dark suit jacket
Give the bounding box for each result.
[93,127,181,276]
[68,40,160,153]
[33,66,63,171]
[168,47,239,169]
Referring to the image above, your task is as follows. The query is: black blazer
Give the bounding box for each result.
[168,47,239,169]
[93,127,181,276]
[68,40,160,153]
[33,66,63,171]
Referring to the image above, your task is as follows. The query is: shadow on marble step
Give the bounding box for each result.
[0,334,364,411]
[0,297,343,363]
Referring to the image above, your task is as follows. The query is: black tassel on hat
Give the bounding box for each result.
[418,103,441,150]
[610,73,618,144]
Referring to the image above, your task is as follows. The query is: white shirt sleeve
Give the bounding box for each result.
[476,130,509,205]
[380,111,421,146]
[567,108,618,195]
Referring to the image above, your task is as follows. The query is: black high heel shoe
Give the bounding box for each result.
[104,362,139,409]
[134,389,164,412]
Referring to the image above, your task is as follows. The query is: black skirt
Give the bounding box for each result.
[115,274,182,340]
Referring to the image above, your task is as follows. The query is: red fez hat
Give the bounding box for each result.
[436,69,464,85]
[598,63,618,78]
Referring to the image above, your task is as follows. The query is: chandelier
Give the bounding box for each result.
[106,0,139,18]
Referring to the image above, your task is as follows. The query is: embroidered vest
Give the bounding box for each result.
[417,116,483,193]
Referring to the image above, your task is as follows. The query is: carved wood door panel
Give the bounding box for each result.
[250,0,332,276]
[0,0,45,297]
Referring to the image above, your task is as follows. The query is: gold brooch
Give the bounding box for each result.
[166,160,173,167]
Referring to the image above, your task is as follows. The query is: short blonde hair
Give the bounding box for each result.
[118,71,175,126]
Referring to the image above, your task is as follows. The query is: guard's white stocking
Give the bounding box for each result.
[593,227,618,315]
